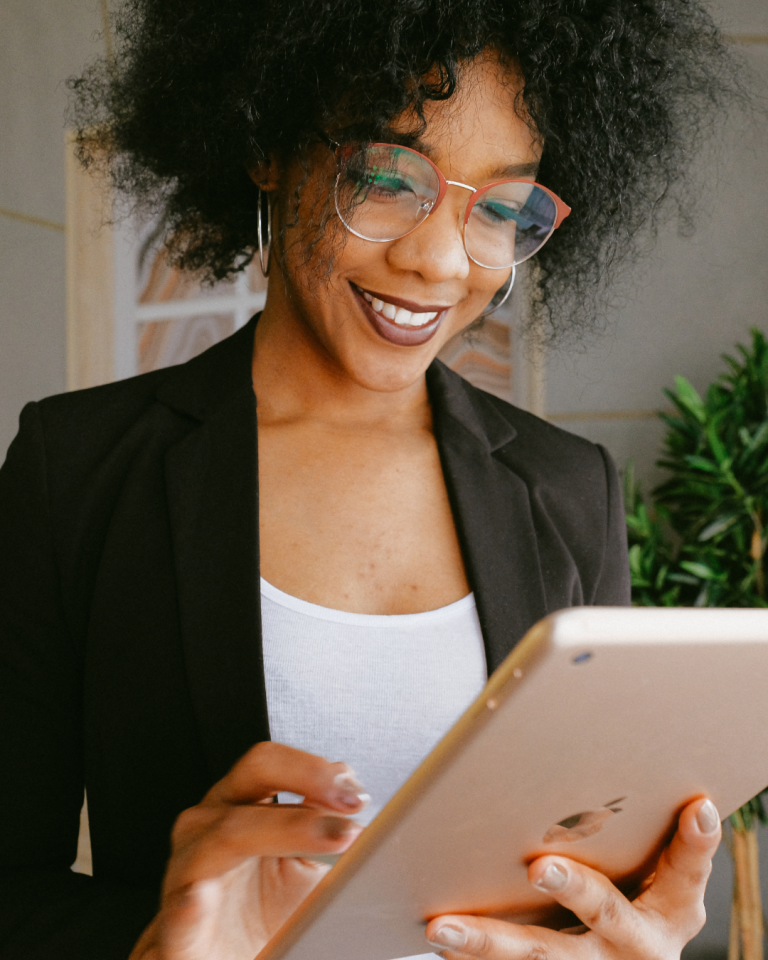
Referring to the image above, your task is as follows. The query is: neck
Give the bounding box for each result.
[252,280,432,432]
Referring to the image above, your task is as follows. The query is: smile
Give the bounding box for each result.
[361,291,438,328]
[351,284,451,347]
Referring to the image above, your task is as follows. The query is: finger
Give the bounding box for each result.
[639,797,719,929]
[525,855,647,949]
[206,740,370,813]
[166,802,361,890]
[425,914,589,960]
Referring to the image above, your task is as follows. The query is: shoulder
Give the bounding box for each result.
[36,365,177,443]
[432,359,614,494]
[22,365,187,489]
[481,389,613,490]
[21,319,256,475]
[430,362,630,606]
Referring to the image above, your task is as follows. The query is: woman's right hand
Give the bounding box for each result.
[128,741,368,960]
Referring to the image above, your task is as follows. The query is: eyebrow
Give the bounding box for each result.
[491,161,540,179]
[385,133,540,181]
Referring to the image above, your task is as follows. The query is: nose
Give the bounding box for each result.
[385,186,471,282]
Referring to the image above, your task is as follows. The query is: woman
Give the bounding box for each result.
[0,1,737,958]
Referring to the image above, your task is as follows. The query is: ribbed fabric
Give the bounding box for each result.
[261,577,488,825]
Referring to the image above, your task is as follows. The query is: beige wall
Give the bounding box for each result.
[544,29,768,491]
[0,0,107,455]
[1,0,767,953]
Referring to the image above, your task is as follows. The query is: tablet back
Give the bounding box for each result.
[259,607,768,960]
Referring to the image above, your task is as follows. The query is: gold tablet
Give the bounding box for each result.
[258,607,768,960]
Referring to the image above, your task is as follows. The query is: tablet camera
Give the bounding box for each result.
[572,651,593,664]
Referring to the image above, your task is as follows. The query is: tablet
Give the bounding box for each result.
[258,607,768,960]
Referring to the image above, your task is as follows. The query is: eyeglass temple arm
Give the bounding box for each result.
[318,131,341,153]
[554,199,572,229]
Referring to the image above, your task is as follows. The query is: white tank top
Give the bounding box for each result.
[261,579,488,959]
[261,578,488,821]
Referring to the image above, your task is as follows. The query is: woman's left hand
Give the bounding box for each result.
[425,796,721,960]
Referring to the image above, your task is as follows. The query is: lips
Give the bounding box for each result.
[351,284,449,347]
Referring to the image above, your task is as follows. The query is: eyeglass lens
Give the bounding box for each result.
[334,144,558,268]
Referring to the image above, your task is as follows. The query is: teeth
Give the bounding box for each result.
[361,289,441,327]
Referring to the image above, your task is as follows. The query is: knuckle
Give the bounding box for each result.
[468,927,495,958]
[245,739,276,767]
[686,903,707,938]
[214,805,254,847]
[171,806,212,848]
[683,861,712,891]
[525,943,551,960]
[582,891,621,928]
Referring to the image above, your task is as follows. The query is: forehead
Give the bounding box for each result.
[388,54,541,183]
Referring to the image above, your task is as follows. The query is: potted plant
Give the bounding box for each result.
[624,328,768,960]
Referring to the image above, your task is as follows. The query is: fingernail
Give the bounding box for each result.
[316,816,360,841]
[696,799,720,835]
[428,924,467,949]
[533,862,568,892]
[333,772,370,810]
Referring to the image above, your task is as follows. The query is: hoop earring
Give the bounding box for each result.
[480,264,516,318]
[257,188,272,276]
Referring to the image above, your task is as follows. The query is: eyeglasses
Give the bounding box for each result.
[326,140,571,270]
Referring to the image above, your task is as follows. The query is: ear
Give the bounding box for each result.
[247,156,280,192]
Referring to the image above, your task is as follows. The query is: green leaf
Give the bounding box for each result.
[698,514,739,541]
[667,572,701,585]
[673,376,707,424]
[628,544,644,578]
[706,420,730,467]
[682,455,721,475]
[679,561,724,581]
[745,420,768,455]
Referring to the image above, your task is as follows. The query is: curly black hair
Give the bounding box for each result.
[68,0,744,339]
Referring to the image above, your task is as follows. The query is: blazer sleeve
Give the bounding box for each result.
[592,443,632,607]
[0,403,157,960]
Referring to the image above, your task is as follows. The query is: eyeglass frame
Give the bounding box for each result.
[321,134,572,269]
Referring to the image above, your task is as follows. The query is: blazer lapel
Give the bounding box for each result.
[158,320,269,784]
[427,361,548,674]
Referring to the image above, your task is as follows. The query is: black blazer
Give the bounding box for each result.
[0,316,630,959]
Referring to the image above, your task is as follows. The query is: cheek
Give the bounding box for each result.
[277,177,345,282]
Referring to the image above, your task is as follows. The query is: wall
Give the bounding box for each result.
[0,0,108,455]
[541,4,768,492]
[1,0,767,955]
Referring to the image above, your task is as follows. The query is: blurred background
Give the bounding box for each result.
[1,0,766,955]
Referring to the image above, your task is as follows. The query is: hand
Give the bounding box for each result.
[128,741,368,960]
[425,796,721,960]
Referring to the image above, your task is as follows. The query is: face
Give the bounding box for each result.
[259,54,542,395]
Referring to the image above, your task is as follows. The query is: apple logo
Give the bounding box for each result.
[543,798,625,843]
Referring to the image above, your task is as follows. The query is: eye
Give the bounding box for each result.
[366,169,419,202]
[474,197,523,225]
[345,163,417,203]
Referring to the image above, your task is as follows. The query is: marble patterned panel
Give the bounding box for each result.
[138,243,237,304]
[137,314,236,373]
[136,236,268,305]
[437,318,512,401]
